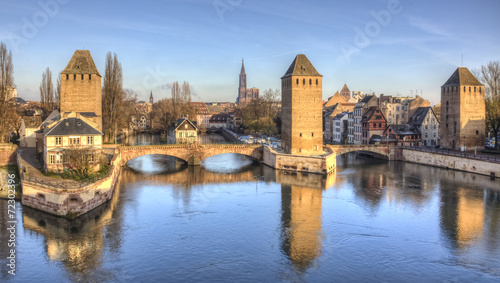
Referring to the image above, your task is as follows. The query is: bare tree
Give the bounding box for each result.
[39,67,55,116]
[55,75,61,109]
[150,98,174,133]
[63,145,96,180]
[171,81,180,119]
[102,52,124,142]
[240,88,281,135]
[476,61,500,150]
[0,42,17,143]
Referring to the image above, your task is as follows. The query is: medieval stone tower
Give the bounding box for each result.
[60,50,102,131]
[440,67,485,150]
[281,54,323,155]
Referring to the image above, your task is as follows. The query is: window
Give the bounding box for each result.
[316,79,318,85]
[476,130,479,135]
[73,74,76,80]
[49,155,55,164]
[56,153,62,164]
[81,74,84,80]
[69,137,80,145]
[55,137,62,145]
[87,136,93,145]
[296,79,299,85]
[300,133,302,137]
[312,132,314,137]
[303,79,305,85]
[66,74,69,80]
[309,79,312,85]
[89,74,91,80]
[185,124,188,129]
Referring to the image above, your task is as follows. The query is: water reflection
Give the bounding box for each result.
[21,177,123,283]
[11,153,500,281]
[281,184,323,271]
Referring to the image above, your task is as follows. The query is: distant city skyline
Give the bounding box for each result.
[1,0,499,105]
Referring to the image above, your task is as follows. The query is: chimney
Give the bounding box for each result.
[76,112,80,119]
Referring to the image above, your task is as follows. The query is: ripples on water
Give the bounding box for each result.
[1,152,500,282]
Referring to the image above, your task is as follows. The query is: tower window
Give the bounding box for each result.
[300,133,302,137]
[309,79,312,85]
[316,79,318,85]
[463,86,466,92]
[474,87,476,92]
[81,74,84,80]
[303,79,305,85]
[296,79,299,85]
[89,74,91,80]
[66,74,69,80]
[312,132,314,137]
[476,130,479,135]
[74,74,76,80]
[469,87,471,92]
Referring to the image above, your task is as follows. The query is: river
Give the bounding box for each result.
[1,134,500,282]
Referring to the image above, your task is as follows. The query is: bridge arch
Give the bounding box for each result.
[326,144,390,158]
[119,144,263,167]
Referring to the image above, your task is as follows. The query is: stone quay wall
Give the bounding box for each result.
[20,148,122,218]
[0,144,17,166]
[399,148,500,178]
[262,146,336,174]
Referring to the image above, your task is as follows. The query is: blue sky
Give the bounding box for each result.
[1,0,499,105]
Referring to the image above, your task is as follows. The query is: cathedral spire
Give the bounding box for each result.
[149,91,154,104]
[240,58,246,75]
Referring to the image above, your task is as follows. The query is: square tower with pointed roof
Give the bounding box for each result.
[440,67,485,150]
[60,50,102,131]
[281,54,323,155]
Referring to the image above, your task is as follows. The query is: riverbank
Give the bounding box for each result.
[0,165,21,199]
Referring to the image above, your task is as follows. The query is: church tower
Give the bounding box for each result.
[340,83,351,102]
[281,54,323,155]
[237,59,247,104]
[440,67,485,150]
[149,91,154,104]
[60,50,102,131]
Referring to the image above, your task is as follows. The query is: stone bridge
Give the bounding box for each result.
[119,144,263,166]
[326,144,393,159]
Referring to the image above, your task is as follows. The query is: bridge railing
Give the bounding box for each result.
[399,146,500,164]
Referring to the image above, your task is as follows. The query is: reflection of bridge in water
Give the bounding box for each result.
[123,162,336,190]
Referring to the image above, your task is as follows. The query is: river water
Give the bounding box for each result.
[1,134,500,282]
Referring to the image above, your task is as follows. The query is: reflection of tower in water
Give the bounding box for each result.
[440,187,485,249]
[280,184,323,271]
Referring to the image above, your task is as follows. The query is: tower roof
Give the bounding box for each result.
[61,50,101,76]
[442,67,483,87]
[341,84,350,93]
[282,54,322,78]
[240,59,246,75]
[150,91,153,99]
